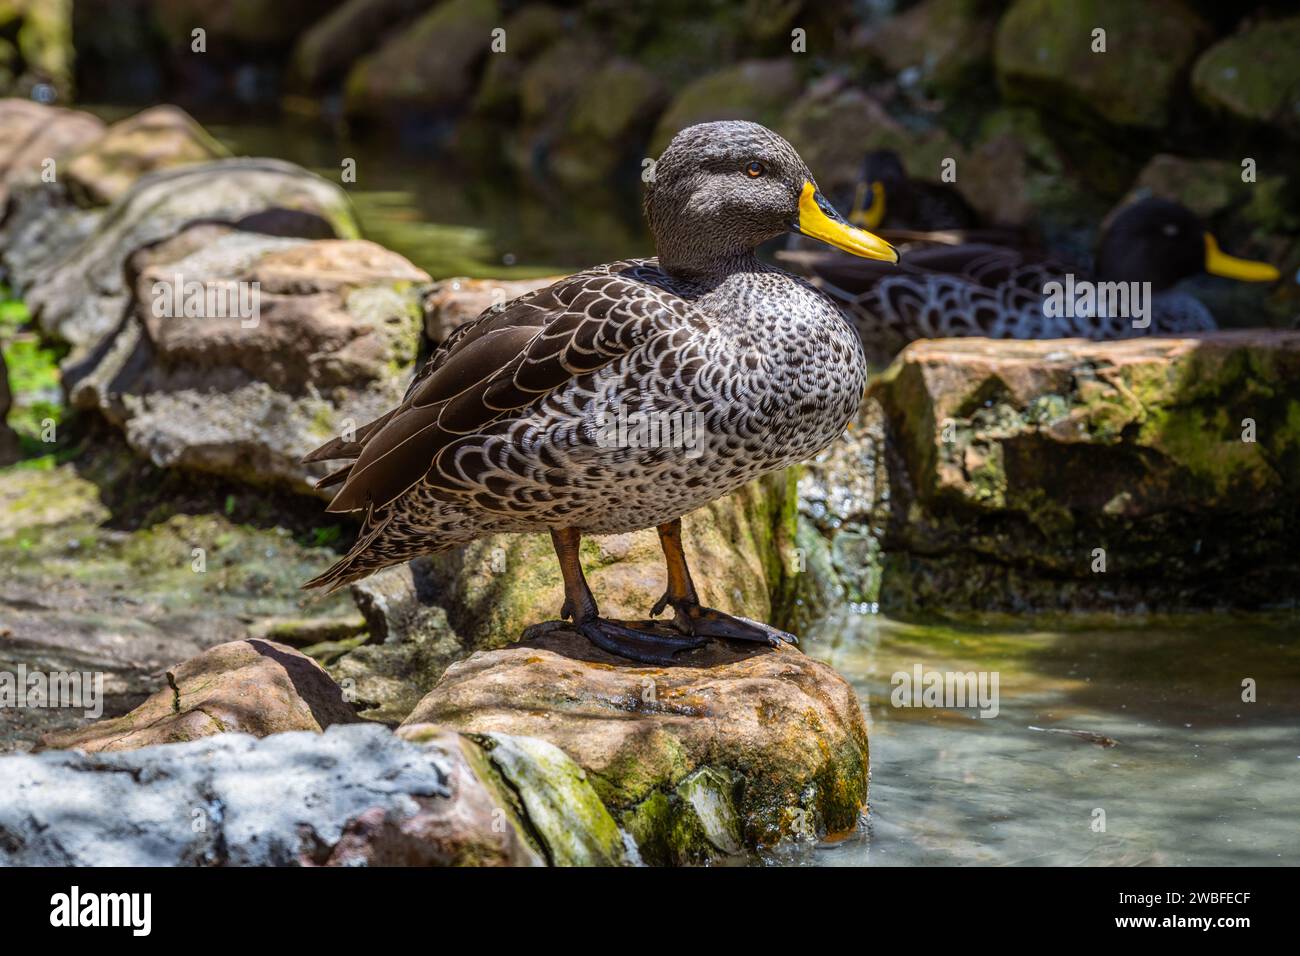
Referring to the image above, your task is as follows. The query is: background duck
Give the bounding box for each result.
[302,121,898,665]
[789,197,1280,361]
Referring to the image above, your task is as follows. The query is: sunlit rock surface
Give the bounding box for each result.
[0,724,550,866]
[869,332,1300,612]
[403,623,870,865]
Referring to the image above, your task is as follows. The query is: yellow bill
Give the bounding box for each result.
[796,181,898,262]
[1204,232,1279,282]
[849,180,887,230]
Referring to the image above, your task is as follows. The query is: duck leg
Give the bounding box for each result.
[649,518,798,648]
[550,528,707,665]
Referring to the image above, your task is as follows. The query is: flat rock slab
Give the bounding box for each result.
[403,623,870,864]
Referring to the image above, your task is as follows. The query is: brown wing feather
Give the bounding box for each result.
[315,261,705,515]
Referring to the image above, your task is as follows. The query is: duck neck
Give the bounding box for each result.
[659,248,764,285]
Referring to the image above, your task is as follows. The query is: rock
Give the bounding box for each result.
[793,397,892,623]
[422,471,800,653]
[0,723,546,865]
[1125,153,1259,220]
[63,104,228,204]
[344,0,499,124]
[0,348,18,465]
[779,84,901,198]
[0,456,360,753]
[40,638,360,752]
[961,107,1111,247]
[465,3,566,119]
[0,0,74,100]
[855,0,998,94]
[292,0,434,89]
[0,98,104,206]
[331,579,464,724]
[650,59,802,156]
[868,332,1300,612]
[402,725,630,865]
[1191,15,1300,135]
[423,275,559,344]
[403,625,870,865]
[66,229,426,495]
[995,0,1210,130]
[11,158,358,357]
[150,0,344,52]
[248,614,367,647]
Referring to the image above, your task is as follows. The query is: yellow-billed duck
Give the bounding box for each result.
[303,121,899,664]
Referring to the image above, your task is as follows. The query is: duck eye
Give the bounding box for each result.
[745,161,765,178]
[1163,224,1179,237]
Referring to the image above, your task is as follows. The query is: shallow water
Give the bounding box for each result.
[790,610,1300,867]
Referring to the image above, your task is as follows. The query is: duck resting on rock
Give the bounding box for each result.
[303,121,898,665]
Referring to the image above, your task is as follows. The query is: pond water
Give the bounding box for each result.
[789,610,1300,867]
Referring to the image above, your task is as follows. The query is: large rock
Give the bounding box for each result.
[40,638,360,752]
[404,625,870,865]
[9,157,358,356]
[0,0,74,99]
[423,275,556,343]
[0,724,550,865]
[344,0,498,124]
[868,333,1300,612]
[292,0,434,89]
[650,59,801,156]
[854,0,998,94]
[62,104,228,204]
[1191,15,1300,136]
[67,229,426,495]
[995,0,1210,130]
[0,98,104,206]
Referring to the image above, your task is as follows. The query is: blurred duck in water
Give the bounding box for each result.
[786,197,1280,361]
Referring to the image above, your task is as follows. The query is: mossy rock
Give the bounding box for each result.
[1191,15,1300,135]
[869,333,1300,612]
[995,0,1210,130]
[650,58,802,156]
[403,626,869,865]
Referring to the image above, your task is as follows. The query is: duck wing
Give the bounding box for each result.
[305,260,708,515]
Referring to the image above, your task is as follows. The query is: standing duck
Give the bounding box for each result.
[793,197,1279,359]
[303,121,898,664]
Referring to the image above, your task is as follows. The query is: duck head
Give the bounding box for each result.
[849,149,906,229]
[646,120,898,277]
[1096,197,1279,290]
